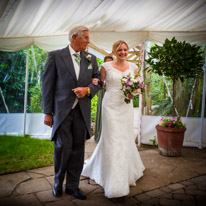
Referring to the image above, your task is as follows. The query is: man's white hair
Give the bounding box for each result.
[69,25,89,42]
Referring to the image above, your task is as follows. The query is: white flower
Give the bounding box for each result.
[86,54,92,62]
[132,88,141,96]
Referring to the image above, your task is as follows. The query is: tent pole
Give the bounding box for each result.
[23,48,30,136]
[138,41,145,146]
[199,44,206,149]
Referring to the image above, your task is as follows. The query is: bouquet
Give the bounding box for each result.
[120,73,146,103]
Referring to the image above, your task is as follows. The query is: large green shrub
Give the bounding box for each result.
[0,50,27,113]
[146,37,204,116]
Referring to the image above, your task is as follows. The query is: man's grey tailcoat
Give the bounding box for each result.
[42,46,101,140]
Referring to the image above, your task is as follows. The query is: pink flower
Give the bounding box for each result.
[138,83,144,88]
[167,122,172,127]
[126,80,130,85]
[136,76,143,83]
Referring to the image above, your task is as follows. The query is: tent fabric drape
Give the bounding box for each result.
[0,0,206,52]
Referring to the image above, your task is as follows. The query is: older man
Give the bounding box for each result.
[42,25,101,200]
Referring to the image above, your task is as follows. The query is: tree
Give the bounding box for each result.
[0,46,48,113]
[145,37,204,117]
[0,50,27,113]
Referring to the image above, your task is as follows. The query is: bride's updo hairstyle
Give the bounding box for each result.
[112,40,129,54]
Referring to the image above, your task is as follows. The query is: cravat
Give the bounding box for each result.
[73,53,81,65]
[72,53,80,109]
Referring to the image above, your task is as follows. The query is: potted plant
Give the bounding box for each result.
[156,117,186,156]
[145,37,204,156]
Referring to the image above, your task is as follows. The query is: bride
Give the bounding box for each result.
[81,40,145,198]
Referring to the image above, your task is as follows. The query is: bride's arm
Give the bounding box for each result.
[99,66,106,88]
[100,66,106,82]
[92,67,106,85]
[92,66,106,86]
[134,68,138,75]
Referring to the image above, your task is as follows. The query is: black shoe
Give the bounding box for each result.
[65,188,86,200]
[52,187,62,197]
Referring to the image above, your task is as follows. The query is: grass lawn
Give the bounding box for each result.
[0,135,54,175]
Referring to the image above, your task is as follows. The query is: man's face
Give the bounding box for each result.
[75,30,90,51]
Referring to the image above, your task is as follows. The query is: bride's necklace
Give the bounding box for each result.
[115,61,127,71]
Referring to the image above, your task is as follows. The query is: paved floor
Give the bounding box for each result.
[0,137,206,206]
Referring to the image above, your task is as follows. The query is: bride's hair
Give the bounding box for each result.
[112,40,129,53]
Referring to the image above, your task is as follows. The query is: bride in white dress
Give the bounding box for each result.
[81,40,145,198]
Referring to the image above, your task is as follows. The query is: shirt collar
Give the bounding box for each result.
[69,45,80,56]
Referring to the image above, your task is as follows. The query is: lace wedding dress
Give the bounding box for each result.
[82,61,145,198]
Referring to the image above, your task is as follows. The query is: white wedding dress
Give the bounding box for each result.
[81,61,145,198]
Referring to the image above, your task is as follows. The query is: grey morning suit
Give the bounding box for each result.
[42,46,101,190]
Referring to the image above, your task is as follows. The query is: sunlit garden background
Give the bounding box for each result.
[0,44,204,118]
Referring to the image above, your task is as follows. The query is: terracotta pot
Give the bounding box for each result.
[155,124,186,157]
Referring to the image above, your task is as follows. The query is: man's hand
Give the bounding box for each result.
[44,114,53,127]
[72,87,88,98]
[92,78,100,85]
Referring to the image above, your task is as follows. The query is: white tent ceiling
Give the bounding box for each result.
[0,0,206,52]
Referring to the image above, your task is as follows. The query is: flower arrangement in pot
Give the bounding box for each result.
[159,117,186,128]
[156,117,186,156]
[145,37,203,156]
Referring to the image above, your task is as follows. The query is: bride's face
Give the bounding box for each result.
[115,43,128,60]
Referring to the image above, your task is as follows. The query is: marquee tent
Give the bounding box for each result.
[0,0,206,147]
[0,0,206,52]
